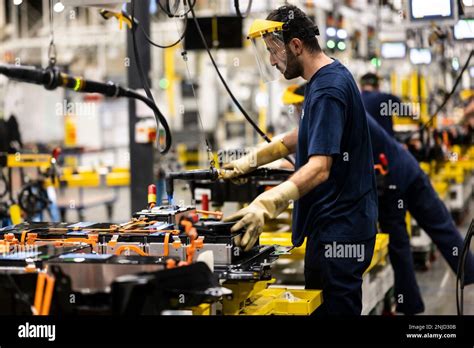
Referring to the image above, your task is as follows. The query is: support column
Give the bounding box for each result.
[126,0,154,214]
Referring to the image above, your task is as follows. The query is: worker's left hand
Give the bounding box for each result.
[224,181,300,251]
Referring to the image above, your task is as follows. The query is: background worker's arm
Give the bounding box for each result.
[221,128,298,180]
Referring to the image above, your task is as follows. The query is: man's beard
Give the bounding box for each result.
[283,49,303,80]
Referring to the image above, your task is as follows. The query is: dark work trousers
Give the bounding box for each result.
[378,187,425,314]
[304,233,376,316]
[379,172,474,314]
[405,173,474,285]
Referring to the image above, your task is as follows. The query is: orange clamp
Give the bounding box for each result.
[114,245,148,256]
[374,164,388,176]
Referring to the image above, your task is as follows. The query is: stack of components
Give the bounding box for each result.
[0,200,281,315]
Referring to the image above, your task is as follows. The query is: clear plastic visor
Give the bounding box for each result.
[250,31,287,83]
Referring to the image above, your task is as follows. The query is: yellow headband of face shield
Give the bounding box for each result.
[247,19,285,39]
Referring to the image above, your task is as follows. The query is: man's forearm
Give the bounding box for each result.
[289,155,332,197]
[282,128,298,154]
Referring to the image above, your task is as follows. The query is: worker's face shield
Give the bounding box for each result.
[250,30,288,83]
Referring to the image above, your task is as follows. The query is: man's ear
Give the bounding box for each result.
[289,38,304,56]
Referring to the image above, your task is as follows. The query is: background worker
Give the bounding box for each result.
[360,73,403,137]
[285,84,474,314]
[221,5,378,315]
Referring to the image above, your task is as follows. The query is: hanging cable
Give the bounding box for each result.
[139,16,188,49]
[138,0,292,164]
[188,2,270,142]
[125,89,173,154]
[133,0,196,49]
[177,18,215,168]
[157,0,196,18]
[130,0,172,154]
[234,0,253,18]
[48,0,57,67]
[456,219,474,315]
[187,1,292,157]
[157,0,180,17]
[402,50,474,144]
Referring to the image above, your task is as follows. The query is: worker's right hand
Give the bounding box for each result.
[219,137,291,181]
[219,153,257,181]
[224,181,300,251]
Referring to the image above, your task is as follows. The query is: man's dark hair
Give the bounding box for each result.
[360,73,380,88]
[267,5,321,53]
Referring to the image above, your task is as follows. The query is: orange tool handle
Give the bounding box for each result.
[40,275,55,315]
[34,273,46,315]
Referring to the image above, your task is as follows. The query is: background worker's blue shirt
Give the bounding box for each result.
[361,91,401,136]
[367,113,421,193]
[292,60,378,246]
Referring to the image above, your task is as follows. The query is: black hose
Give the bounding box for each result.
[140,16,188,49]
[188,1,269,142]
[456,219,474,315]
[138,0,197,49]
[131,0,172,154]
[157,0,180,17]
[125,88,172,153]
[157,0,196,18]
[234,0,253,18]
[189,3,270,142]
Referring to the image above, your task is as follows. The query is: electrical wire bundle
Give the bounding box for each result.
[456,219,474,315]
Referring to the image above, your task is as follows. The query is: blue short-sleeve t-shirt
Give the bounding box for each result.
[361,91,401,136]
[292,60,378,246]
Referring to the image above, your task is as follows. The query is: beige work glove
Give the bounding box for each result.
[224,181,299,251]
[220,137,290,181]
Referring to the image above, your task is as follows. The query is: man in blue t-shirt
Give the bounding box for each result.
[221,5,378,315]
[284,84,474,314]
